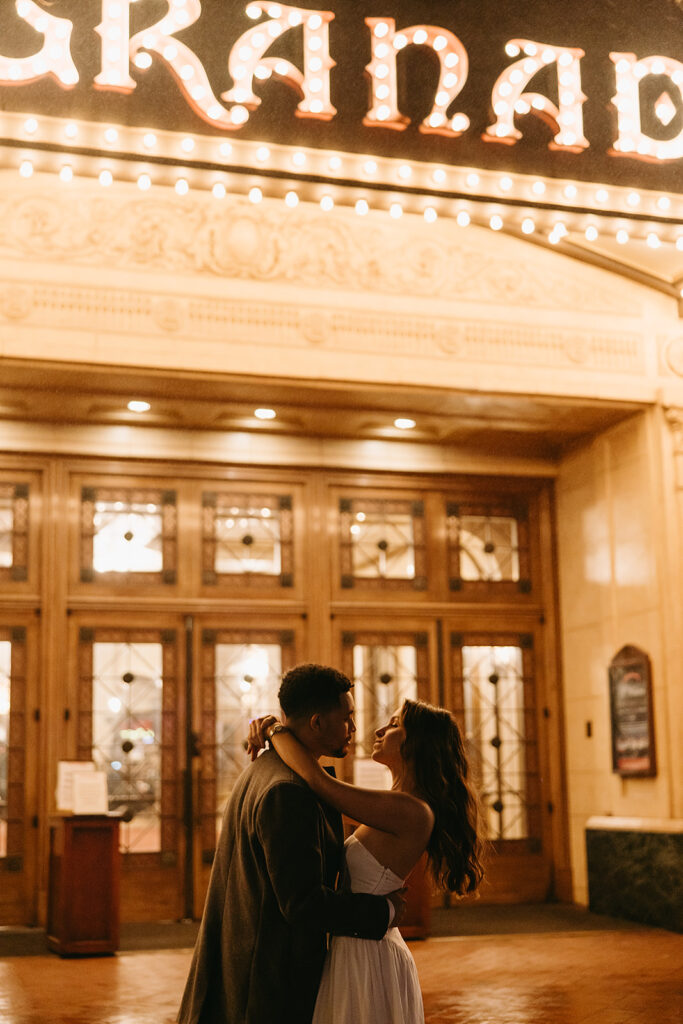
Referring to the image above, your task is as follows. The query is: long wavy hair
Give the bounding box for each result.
[400,698,485,895]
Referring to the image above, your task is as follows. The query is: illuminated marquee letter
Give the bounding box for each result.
[364,18,469,136]
[0,0,78,87]
[223,3,336,120]
[125,0,238,129]
[610,53,683,161]
[484,40,588,152]
[95,0,138,91]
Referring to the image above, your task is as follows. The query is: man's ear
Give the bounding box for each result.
[309,712,322,734]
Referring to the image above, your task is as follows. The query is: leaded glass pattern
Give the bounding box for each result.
[202,492,294,588]
[452,639,539,843]
[0,484,29,582]
[341,631,428,788]
[0,628,26,867]
[80,487,177,584]
[447,501,530,594]
[78,629,178,860]
[200,630,294,855]
[339,498,427,591]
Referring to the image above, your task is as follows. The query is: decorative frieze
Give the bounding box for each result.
[0,186,639,316]
[0,276,645,379]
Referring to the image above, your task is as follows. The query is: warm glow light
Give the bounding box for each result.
[490,215,504,230]
[128,400,151,413]
[485,39,588,151]
[423,206,437,223]
[249,186,263,203]
[364,17,469,137]
[456,210,471,227]
[225,2,337,122]
[355,198,369,215]
[284,190,299,207]
[610,52,683,161]
[0,0,78,87]
[254,407,276,420]
[394,418,416,429]
[320,194,334,211]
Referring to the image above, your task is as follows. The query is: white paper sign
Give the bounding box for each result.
[56,761,96,811]
[72,771,109,815]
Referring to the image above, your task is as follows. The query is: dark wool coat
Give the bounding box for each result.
[177,749,391,1024]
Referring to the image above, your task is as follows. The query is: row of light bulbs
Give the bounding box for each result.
[7,110,680,221]
[13,156,683,251]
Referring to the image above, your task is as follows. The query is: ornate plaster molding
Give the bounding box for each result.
[0,276,645,378]
[0,186,639,315]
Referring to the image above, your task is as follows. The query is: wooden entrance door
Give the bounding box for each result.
[443,617,553,903]
[191,616,305,918]
[0,614,39,924]
[70,612,186,922]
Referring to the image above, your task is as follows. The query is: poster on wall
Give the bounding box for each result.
[608,645,657,777]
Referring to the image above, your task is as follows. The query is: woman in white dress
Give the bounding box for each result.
[248,698,484,1024]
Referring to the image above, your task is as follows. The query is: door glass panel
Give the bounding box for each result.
[461,645,527,839]
[0,641,9,857]
[80,486,177,584]
[457,516,520,581]
[202,492,294,588]
[0,484,29,582]
[0,495,13,569]
[351,644,418,788]
[214,643,282,833]
[93,501,163,573]
[92,642,163,853]
[339,498,427,591]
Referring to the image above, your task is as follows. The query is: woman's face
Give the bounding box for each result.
[371,708,406,769]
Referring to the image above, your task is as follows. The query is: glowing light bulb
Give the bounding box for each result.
[254,407,276,420]
[23,118,38,135]
[616,229,629,244]
[320,195,334,211]
[59,165,73,182]
[19,160,33,178]
[423,207,437,223]
[128,400,150,413]
[389,203,403,219]
[285,191,299,207]
[99,169,113,186]
[175,178,189,195]
[355,199,369,216]
[456,211,471,227]
[249,186,262,203]
[585,225,598,241]
[490,215,503,231]
[521,218,535,234]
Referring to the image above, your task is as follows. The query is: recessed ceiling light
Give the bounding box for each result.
[128,400,151,413]
[394,417,416,430]
[254,408,276,420]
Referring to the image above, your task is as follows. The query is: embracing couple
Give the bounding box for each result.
[178,663,484,1024]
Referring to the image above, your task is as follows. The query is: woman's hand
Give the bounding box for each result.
[247,714,281,761]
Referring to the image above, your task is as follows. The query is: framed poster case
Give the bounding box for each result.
[608,646,656,778]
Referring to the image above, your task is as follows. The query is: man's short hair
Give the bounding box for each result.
[279,663,352,719]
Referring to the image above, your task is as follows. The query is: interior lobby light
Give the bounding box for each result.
[254,408,276,420]
[394,417,416,429]
[127,400,151,413]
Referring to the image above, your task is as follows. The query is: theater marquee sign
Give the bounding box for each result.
[0,0,681,237]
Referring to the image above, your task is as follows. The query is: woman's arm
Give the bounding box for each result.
[256,719,432,838]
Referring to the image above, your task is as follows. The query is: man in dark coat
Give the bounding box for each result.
[177,663,402,1024]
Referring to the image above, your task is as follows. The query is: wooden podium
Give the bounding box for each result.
[47,815,120,956]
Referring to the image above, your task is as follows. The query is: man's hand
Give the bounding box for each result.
[386,887,408,928]
[246,714,281,761]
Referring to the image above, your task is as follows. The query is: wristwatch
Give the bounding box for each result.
[267,723,287,741]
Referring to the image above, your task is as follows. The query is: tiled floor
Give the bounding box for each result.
[1,920,681,1023]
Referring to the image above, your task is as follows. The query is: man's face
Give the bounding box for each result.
[316,690,356,758]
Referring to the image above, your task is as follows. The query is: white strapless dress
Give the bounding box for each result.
[312,834,425,1024]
